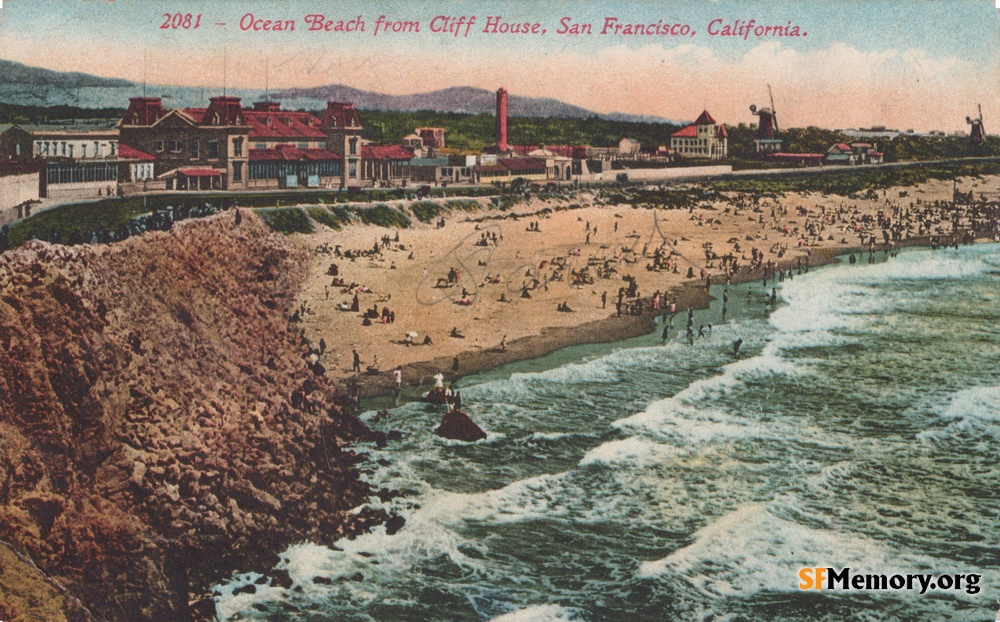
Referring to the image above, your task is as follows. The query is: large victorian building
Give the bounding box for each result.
[119,96,250,190]
[670,110,728,160]
[118,97,366,190]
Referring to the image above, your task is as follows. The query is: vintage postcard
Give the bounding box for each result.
[0,1,998,620]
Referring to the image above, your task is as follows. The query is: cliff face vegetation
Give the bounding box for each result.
[0,213,382,621]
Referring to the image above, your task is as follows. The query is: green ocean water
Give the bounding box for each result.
[220,243,1000,622]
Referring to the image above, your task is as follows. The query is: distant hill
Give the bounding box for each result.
[0,59,134,89]
[269,84,679,124]
[0,59,680,124]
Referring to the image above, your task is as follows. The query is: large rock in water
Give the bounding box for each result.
[434,410,487,442]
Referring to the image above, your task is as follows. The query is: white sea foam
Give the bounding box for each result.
[770,277,870,335]
[488,604,582,622]
[919,385,1000,441]
[214,576,287,620]
[859,249,989,281]
[638,503,970,597]
[614,347,801,438]
[246,470,579,603]
[578,437,680,467]
[936,385,1000,422]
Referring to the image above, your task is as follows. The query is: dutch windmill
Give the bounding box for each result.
[966,104,985,143]
[750,85,781,154]
[750,85,779,140]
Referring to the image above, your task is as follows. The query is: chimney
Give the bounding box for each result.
[495,87,508,153]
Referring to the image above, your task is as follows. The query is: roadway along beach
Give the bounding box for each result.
[293,174,1000,397]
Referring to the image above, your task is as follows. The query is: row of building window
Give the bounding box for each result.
[46,161,118,184]
[254,142,316,150]
[131,163,155,181]
[35,141,117,158]
[150,138,244,158]
[248,161,340,180]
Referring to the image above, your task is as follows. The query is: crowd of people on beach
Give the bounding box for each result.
[293,182,1000,404]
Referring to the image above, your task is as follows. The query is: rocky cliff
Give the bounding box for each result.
[0,212,383,620]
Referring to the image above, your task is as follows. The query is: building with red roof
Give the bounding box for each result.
[248,144,343,188]
[417,127,445,149]
[825,143,855,165]
[244,102,328,149]
[116,143,157,186]
[119,96,250,190]
[361,145,414,185]
[119,97,366,190]
[475,157,548,182]
[670,110,728,160]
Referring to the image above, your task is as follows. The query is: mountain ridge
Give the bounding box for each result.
[0,59,680,123]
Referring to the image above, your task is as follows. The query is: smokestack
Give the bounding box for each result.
[495,87,508,152]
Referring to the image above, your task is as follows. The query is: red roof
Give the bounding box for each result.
[499,157,545,172]
[361,145,414,160]
[245,110,327,139]
[202,97,246,126]
[766,153,826,159]
[178,168,222,176]
[182,108,208,124]
[717,124,728,138]
[671,125,699,138]
[475,163,508,173]
[249,145,342,161]
[323,102,362,129]
[122,97,166,126]
[118,143,156,161]
[694,110,717,125]
[831,143,852,152]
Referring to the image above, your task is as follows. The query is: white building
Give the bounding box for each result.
[670,110,728,160]
[32,130,118,159]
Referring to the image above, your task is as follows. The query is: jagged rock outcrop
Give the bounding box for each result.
[434,410,487,442]
[0,213,383,621]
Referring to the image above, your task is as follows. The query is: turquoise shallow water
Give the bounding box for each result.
[220,243,1000,622]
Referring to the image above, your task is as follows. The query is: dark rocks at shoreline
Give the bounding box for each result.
[434,410,488,442]
[0,215,385,621]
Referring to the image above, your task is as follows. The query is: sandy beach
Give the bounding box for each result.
[293,174,1000,397]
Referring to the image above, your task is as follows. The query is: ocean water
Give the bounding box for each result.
[219,243,1000,622]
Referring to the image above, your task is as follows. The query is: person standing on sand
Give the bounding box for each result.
[452,356,460,374]
[434,372,445,388]
[394,367,402,390]
[500,335,507,352]
[352,349,361,373]
[602,291,607,309]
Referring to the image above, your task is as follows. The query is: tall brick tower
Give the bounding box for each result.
[495,87,508,153]
[323,102,363,187]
